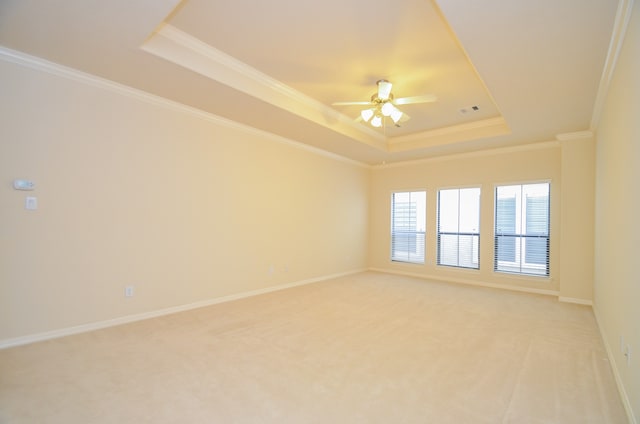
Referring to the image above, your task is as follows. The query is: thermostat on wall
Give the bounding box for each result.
[13,179,35,191]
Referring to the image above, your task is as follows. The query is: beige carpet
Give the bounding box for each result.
[0,272,628,423]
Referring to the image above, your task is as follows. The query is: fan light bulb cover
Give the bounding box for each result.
[377,80,393,100]
[371,115,383,128]
[391,108,403,123]
[381,102,395,117]
[361,109,374,122]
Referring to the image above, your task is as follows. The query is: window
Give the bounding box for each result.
[494,183,550,276]
[391,191,426,264]
[437,187,480,269]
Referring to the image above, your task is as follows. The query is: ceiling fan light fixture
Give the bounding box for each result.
[336,79,430,129]
[390,108,403,124]
[361,108,374,122]
[377,80,392,100]
[381,102,395,117]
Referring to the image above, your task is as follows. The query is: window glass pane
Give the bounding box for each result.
[438,233,459,266]
[437,187,480,269]
[525,237,547,265]
[458,234,479,268]
[525,189,549,236]
[459,188,480,233]
[494,183,549,276]
[391,191,426,264]
[496,191,517,232]
[438,190,459,232]
[495,194,516,262]
[496,235,516,263]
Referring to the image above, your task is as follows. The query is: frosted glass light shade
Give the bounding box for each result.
[371,115,383,127]
[361,108,374,122]
[381,102,395,117]
[390,108,403,123]
[377,80,392,100]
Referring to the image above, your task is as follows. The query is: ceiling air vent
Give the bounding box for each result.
[459,105,480,115]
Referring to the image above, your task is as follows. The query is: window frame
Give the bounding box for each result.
[390,190,427,265]
[493,181,550,277]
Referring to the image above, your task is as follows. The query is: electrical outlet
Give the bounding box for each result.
[125,286,134,297]
[625,345,631,366]
[268,265,274,275]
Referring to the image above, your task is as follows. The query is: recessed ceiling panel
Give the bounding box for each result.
[167,0,501,138]
[0,0,621,164]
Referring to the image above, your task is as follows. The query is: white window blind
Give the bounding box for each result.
[437,187,480,269]
[391,191,426,264]
[494,183,550,276]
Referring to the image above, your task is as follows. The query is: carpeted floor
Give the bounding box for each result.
[0,272,628,423]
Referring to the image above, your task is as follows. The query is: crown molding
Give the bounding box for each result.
[555,130,594,141]
[374,140,559,169]
[386,116,510,152]
[590,0,635,130]
[0,46,369,168]
[141,24,387,151]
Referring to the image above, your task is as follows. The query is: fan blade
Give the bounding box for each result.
[332,101,372,106]
[394,94,438,105]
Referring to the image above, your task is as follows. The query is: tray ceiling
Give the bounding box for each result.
[0,0,621,164]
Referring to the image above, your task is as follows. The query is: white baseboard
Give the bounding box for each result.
[558,296,593,306]
[593,306,638,424]
[368,267,560,297]
[0,269,366,350]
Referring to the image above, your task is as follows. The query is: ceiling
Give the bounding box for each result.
[0,0,621,164]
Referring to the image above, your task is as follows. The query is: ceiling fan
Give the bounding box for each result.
[332,80,437,128]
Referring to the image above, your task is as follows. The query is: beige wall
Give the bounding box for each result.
[594,1,640,419]
[0,58,369,343]
[559,136,596,302]
[369,140,595,301]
